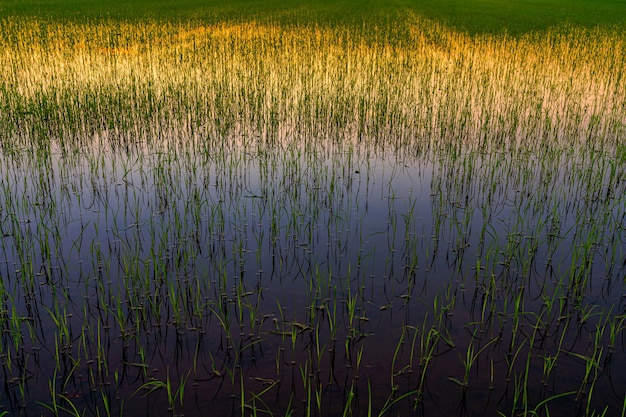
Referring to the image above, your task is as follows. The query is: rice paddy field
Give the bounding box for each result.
[1,1,626,416]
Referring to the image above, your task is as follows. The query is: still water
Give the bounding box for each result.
[0,130,625,416]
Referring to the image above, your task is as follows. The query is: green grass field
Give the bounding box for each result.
[2,0,626,35]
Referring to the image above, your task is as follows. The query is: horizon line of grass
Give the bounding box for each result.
[2,0,626,36]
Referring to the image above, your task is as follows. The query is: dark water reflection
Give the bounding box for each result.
[0,133,625,416]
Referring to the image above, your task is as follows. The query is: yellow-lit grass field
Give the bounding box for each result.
[1,16,624,154]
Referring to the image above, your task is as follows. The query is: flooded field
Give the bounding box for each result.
[1,17,626,416]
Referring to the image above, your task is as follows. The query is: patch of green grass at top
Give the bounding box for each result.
[1,0,625,36]
[0,0,390,23]
[401,0,626,35]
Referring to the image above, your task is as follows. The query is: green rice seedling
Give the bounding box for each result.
[607,314,626,351]
[449,330,498,388]
[367,376,420,417]
[567,346,605,403]
[246,378,280,416]
[133,368,189,415]
[341,382,356,417]
[527,390,578,417]
[540,354,558,386]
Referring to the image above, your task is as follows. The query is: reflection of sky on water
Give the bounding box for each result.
[0,132,625,416]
